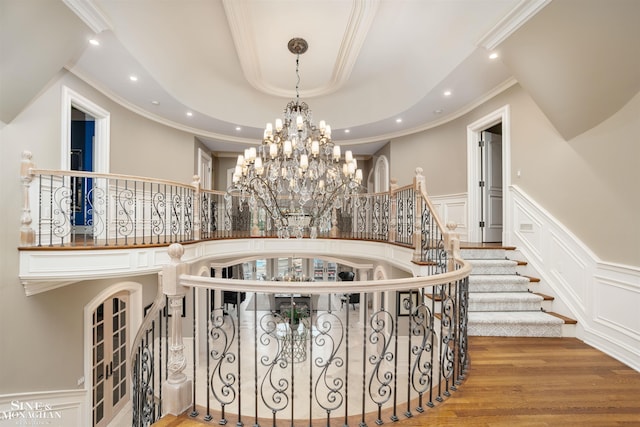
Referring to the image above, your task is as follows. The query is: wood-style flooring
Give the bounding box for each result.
[152,336,640,426]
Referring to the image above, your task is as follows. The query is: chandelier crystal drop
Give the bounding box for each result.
[227,38,363,239]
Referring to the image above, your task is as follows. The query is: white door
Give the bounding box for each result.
[480,130,503,242]
[92,294,129,427]
[198,148,213,190]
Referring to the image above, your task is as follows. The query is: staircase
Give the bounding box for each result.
[461,245,576,337]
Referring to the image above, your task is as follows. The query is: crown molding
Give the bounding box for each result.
[62,0,112,33]
[477,0,551,50]
[223,0,379,98]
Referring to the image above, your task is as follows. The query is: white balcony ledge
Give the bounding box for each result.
[18,238,425,296]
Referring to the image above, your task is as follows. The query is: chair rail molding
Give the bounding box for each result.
[509,185,640,371]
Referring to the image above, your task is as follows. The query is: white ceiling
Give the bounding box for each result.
[2,0,639,154]
[63,0,532,155]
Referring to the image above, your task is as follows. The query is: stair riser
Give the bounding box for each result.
[469,284,529,292]
[471,265,518,275]
[469,301,542,311]
[461,249,506,259]
[468,323,563,337]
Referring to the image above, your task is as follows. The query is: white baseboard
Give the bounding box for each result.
[509,185,640,371]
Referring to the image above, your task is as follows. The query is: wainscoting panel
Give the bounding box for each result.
[512,197,544,262]
[548,230,588,312]
[508,185,640,371]
[429,193,468,241]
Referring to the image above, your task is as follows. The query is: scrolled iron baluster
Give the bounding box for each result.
[396,194,404,243]
[208,307,237,424]
[439,285,456,399]
[456,277,469,385]
[183,191,193,240]
[259,311,290,418]
[313,311,345,416]
[151,190,166,243]
[421,207,432,263]
[86,183,106,241]
[406,189,414,244]
[116,186,135,241]
[410,299,436,413]
[200,193,210,238]
[51,183,73,244]
[368,307,395,424]
[170,192,182,241]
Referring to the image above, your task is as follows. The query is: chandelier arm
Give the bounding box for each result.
[245,175,289,229]
[308,181,349,228]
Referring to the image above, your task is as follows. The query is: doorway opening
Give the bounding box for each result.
[466,105,511,244]
[71,107,95,234]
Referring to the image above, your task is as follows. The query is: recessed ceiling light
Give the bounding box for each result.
[89,38,100,46]
[235,126,242,131]
[395,118,402,123]
[186,111,193,117]
[444,90,452,97]
[129,75,138,82]
[151,100,160,105]
[489,52,499,60]
[344,129,350,133]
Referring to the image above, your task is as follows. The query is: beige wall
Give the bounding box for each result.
[387,83,640,265]
[0,70,199,392]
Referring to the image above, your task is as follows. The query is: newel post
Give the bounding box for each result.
[20,151,35,246]
[388,178,398,243]
[412,168,426,262]
[445,222,461,272]
[191,175,201,241]
[162,243,193,415]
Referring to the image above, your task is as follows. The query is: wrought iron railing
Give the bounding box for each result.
[20,153,443,258]
[137,246,470,427]
[18,152,470,426]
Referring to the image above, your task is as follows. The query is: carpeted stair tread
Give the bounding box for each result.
[469,292,543,311]
[468,259,519,275]
[469,275,531,292]
[468,312,564,337]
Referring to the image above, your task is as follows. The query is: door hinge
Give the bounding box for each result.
[479,221,485,228]
[478,140,485,148]
[479,180,485,187]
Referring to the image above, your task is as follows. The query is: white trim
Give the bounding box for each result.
[374,155,389,193]
[509,185,640,371]
[466,105,511,244]
[83,282,143,427]
[477,0,552,50]
[62,0,112,33]
[198,148,212,190]
[60,86,111,173]
[61,86,110,173]
[428,193,469,241]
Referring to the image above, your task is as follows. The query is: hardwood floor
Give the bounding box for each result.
[153,336,640,427]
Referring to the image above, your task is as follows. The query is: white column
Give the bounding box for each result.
[162,243,193,415]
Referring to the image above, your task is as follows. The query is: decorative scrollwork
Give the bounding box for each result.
[440,285,457,395]
[52,185,72,240]
[259,312,290,415]
[313,311,345,414]
[116,187,135,238]
[368,307,395,419]
[209,308,238,416]
[410,298,436,409]
[151,191,166,242]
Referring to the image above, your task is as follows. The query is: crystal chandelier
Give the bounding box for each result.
[228,38,363,239]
